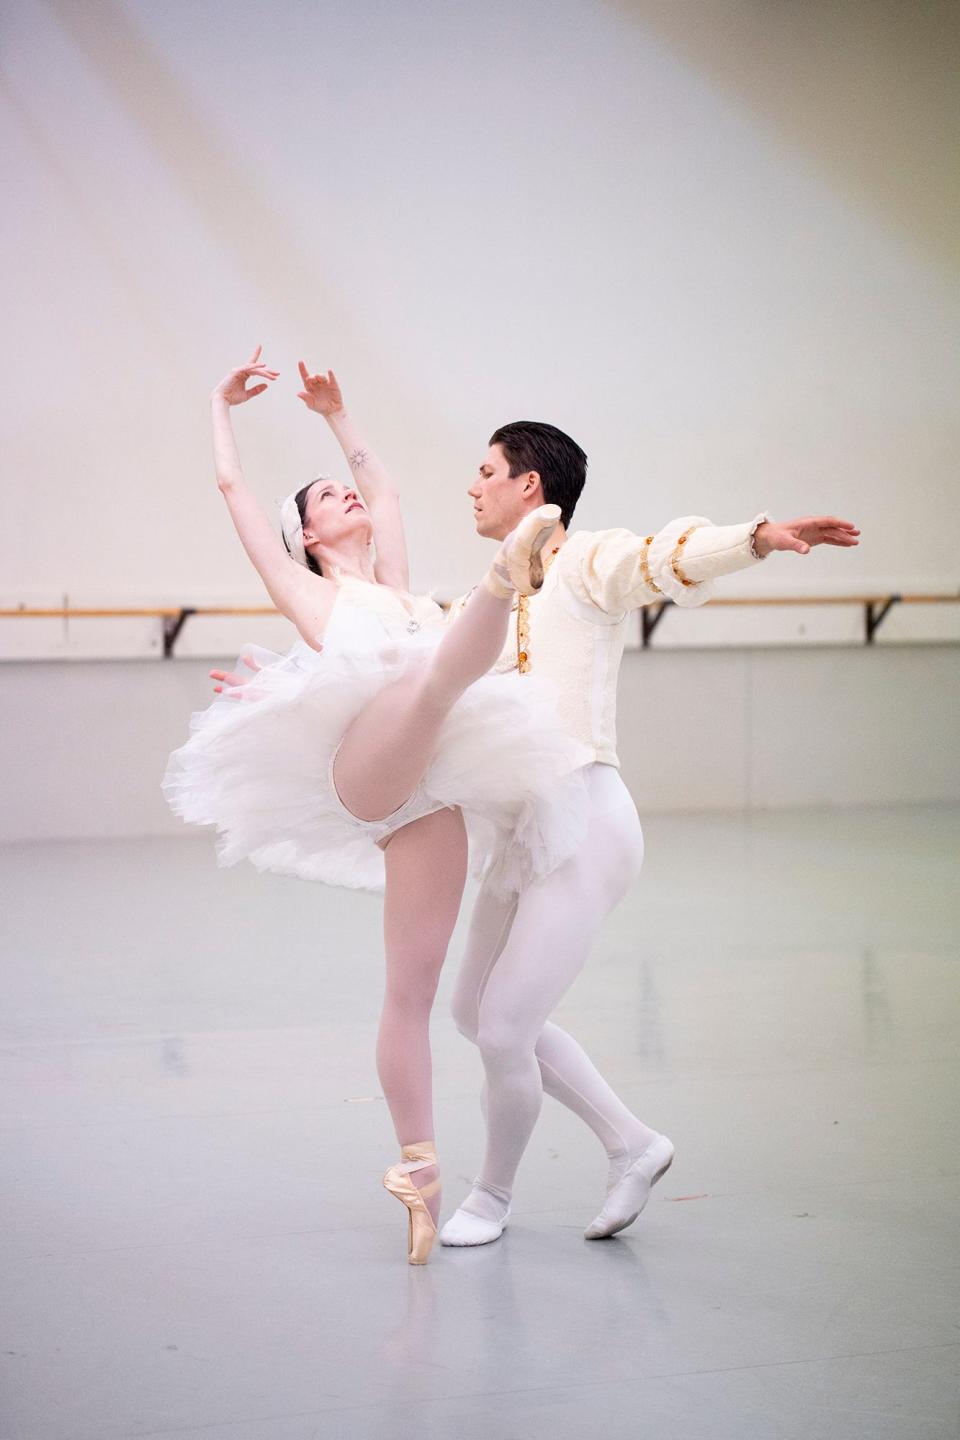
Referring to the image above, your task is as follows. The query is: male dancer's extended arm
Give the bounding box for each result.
[296,363,410,591]
[564,512,859,612]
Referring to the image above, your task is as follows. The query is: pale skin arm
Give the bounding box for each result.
[296,363,410,591]
[211,346,336,633]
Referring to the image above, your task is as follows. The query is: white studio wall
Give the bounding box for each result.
[2,644,958,845]
[2,0,958,606]
[2,0,958,842]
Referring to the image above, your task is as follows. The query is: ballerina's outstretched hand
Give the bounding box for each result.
[296,362,344,416]
[210,652,270,700]
[211,345,280,407]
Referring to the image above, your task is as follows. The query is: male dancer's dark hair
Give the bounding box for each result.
[489,421,588,530]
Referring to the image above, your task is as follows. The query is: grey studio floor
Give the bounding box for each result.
[2,804,959,1440]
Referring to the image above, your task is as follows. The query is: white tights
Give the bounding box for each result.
[451,764,656,1207]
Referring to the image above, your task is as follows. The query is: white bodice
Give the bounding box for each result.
[328,574,447,638]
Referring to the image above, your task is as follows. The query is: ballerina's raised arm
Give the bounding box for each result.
[297,362,410,592]
[210,346,340,648]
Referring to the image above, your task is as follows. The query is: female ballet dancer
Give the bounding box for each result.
[162,348,589,1264]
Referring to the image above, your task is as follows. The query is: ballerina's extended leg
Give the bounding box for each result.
[331,503,561,825]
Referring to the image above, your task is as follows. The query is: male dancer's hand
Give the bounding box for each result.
[296,362,345,416]
[753,517,860,558]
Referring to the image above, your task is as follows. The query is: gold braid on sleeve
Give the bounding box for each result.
[639,535,662,595]
[516,545,559,673]
[517,595,530,673]
[668,525,702,589]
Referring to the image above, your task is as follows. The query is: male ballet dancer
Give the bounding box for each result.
[439,423,859,1244]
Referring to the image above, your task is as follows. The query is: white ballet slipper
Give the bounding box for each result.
[439,1205,511,1247]
[584,1134,675,1240]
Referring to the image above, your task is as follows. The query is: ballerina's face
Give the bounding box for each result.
[301,480,373,551]
[468,444,541,541]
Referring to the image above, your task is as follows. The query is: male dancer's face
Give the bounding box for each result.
[468,444,542,542]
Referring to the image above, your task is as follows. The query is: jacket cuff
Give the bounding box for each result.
[748,511,774,561]
[658,511,773,603]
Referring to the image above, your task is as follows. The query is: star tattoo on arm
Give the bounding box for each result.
[348,449,369,469]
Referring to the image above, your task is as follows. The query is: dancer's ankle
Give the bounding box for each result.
[606,1125,660,1190]
[439,1178,512,1247]
[461,1178,510,1224]
[411,1162,441,1226]
[586,1133,674,1240]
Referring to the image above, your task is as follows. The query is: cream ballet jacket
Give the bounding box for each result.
[450,512,771,768]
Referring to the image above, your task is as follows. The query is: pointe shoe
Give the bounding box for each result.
[382,1142,440,1265]
[584,1134,675,1240]
[482,504,562,599]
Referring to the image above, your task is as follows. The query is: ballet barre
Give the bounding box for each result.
[638,593,960,647]
[1,594,958,657]
[0,606,273,658]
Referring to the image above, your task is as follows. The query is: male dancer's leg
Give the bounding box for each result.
[445,765,663,1242]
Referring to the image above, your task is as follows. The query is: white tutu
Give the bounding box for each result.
[162,582,590,896]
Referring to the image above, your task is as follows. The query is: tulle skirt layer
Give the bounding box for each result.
[162,605,590,896]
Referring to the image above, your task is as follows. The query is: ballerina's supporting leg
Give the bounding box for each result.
[377,805,469,1229]
[337,502,560,1259]
[339,584,514,1234]
[339,585,506,1259]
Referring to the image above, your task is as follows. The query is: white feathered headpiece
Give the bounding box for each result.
[278,476,333,569]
